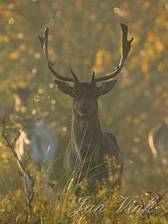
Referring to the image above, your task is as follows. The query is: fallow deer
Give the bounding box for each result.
[39,24,133,194]
[148,119,168,164]
[12,88,58,193]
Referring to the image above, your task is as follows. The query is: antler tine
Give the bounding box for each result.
[91,70,96,84]
[38,27,75,82]
[70,67,79,83]
[94,24,133,83]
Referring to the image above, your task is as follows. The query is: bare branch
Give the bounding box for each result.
[1,118,34,222]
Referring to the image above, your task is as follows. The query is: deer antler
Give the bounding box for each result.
[93,24,133,83]
[91,70,96,84]
[38,27,79,83]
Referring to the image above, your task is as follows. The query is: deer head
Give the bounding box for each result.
[39,24,133,118]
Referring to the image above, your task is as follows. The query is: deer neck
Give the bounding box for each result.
[71,111,102,154]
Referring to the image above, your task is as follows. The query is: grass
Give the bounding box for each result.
[0,127,168,223]
[0,178,168,224]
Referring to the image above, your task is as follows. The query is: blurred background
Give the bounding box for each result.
[0,0,168,195]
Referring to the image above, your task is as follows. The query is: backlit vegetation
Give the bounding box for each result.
[0,1,168,223]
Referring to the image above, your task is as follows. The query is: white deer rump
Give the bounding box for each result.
[15,119,58,193]
[148,119,168,163]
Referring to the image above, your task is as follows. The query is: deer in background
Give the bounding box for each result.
[39,24,133,194]
[148,119,168,164]
[11,87,58,193]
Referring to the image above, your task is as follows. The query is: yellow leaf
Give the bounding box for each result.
[142,61,149,73]
[0,35,9,43]
[9,51,20,60]
[155,41,164,52]
[93,49,112,73]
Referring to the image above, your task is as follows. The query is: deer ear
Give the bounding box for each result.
[55,80,74,97]
[96,80,117,96]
